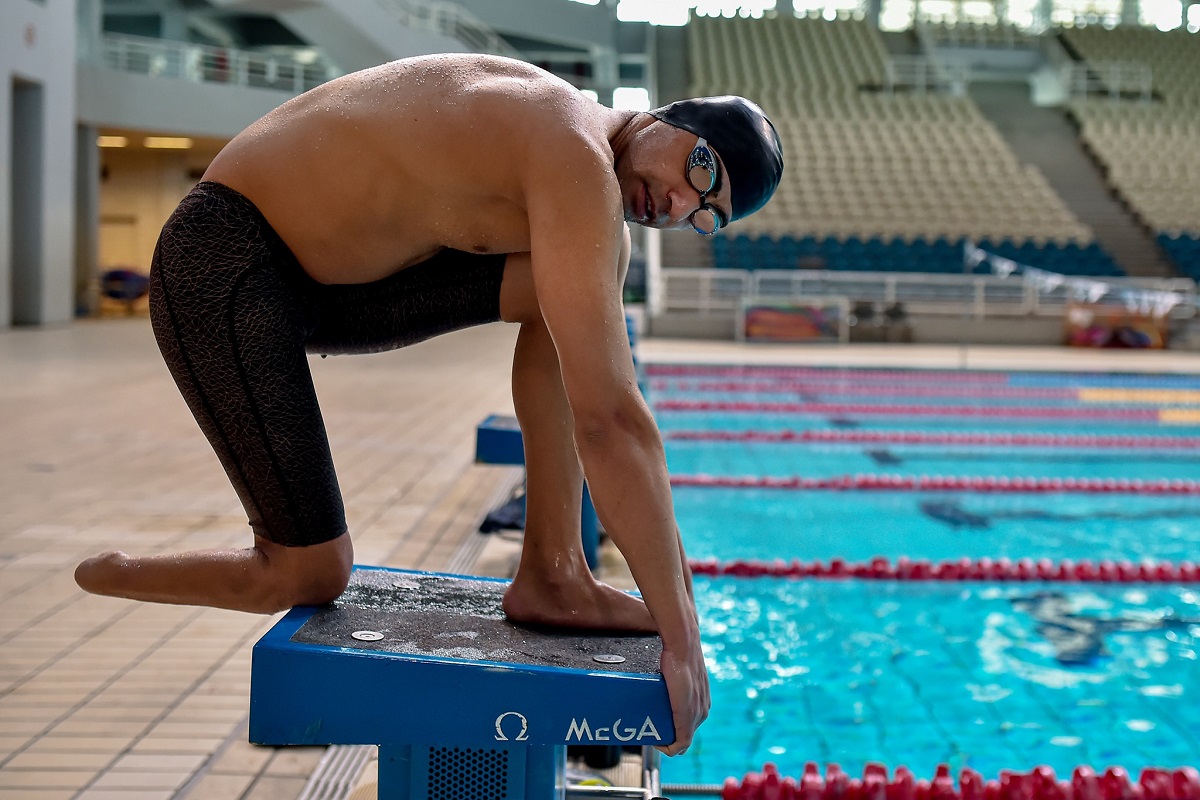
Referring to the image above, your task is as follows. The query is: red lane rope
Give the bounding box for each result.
[724,762,1200,800]
[666,429,1200,449]
[688,555,1200,583]
[646,364,1015,382]
[657,400,1160,420]
[670,474,1200,493]
[653,379,1079,399]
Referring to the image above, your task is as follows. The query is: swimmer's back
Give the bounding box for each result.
[204,54,607,285]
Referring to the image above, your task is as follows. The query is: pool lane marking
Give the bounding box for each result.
[665,430,1200,449]
[1079,388,1200,405]
[654,379,1078,399]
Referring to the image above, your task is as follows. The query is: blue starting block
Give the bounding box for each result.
[476,415,600,570]
[250,566,672,800]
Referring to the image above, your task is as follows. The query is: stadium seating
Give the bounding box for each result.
[1061,26,1200,274]
[681,15,1107,275]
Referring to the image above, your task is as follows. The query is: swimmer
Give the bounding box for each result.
[73,53,784,755]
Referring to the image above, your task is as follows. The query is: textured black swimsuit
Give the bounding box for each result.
[149,181,507,547]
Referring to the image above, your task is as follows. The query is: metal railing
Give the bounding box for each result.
[882,56,971,94]
[661,268,1196,320]
[1066,60,1154,101]
[98,33,339,93]
[918,20,1033,49]
[377,0,519,58]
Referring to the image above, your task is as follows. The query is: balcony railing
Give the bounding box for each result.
[661,268,1196,320]
[97,33,340,94]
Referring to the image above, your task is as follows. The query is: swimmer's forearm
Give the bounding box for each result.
[575,418,698,643]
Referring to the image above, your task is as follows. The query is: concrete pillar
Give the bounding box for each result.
[75,125,100,317]
[161,11,189,42]
[1121,0,1140,26]
[75,0,103,62]
[865,0,883,27]
[1,0,79,327]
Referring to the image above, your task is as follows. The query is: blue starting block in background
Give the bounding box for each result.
[475,415,600,571]
[250,566,671,800]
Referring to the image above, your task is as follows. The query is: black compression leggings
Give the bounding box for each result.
[149,181,507,547]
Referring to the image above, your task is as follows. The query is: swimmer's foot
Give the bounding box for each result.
[502,569,657,634]
[75,534,352,614]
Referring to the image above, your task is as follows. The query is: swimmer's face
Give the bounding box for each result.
[616,121,734,234]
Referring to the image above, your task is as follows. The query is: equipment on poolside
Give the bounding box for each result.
[250,566,674,799]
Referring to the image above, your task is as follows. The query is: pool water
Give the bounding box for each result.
[650,366,1200,785]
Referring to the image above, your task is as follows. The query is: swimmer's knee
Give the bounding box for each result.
[256,532,353,612]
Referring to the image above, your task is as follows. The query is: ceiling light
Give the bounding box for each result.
[143,137,194,149]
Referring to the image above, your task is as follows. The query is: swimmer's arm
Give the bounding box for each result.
[525,150,707,752]
[615,222,694,606]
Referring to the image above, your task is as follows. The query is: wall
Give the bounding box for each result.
[98,145,225,277]
[1,0,77,327]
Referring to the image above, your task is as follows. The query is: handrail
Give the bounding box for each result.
[661,268,1196,320]
[882,55,970,94]
[95,32,340,94]
[1065,60,1153,102]
[375,0,519,58]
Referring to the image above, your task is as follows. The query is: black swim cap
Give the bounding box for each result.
[649,96,784,223]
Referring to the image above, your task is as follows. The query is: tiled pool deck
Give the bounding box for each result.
[2,317,1197,799]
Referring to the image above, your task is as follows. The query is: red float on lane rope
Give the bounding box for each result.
[665,429,1200,450]
[687,556,1199,583]
[656,400,1160,421]
[670,473,1200,494]
[722,762,1200,800]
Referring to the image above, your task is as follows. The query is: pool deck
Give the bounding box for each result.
[2,317,1198,800]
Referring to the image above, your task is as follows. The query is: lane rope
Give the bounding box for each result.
[688,555,1199,583]
[656,400,1161,420]
[665,429,1200,449]
[653,380,1079,400]
[723,762,1200,800]
[670,473,1200,493]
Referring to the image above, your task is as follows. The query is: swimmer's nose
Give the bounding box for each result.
[666,188,700,224]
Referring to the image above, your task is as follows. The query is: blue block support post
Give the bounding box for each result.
[476,415,599,571]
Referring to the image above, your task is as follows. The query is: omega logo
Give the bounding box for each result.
[493,711,529,741]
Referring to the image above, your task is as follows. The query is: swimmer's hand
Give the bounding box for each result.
[656,634,710,757]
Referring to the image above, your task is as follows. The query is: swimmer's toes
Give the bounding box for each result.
[74,551,129,594]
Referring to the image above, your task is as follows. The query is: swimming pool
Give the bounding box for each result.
[650,365,1200,787]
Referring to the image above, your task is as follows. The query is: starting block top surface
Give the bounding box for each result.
[250,566,672,749]
[291,568,662,673]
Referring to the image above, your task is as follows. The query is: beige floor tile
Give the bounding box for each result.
[241,775,307,800]
[2,751,114,770]
[206,740,273,774]
[0,769,97,790]
[0,791,76,800]
[22,736,131,754]
[148,721,245,739]
[0,738,32,758]
[131,737,226,755]
[110,752,209,772]
[89,769,191,791]
[180,771,257,800]
[76,791,174,800]
[262,747,325,777]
